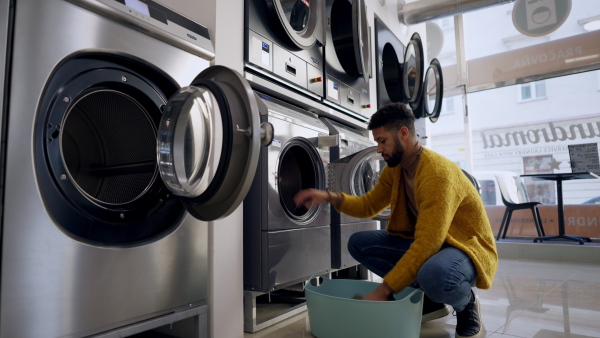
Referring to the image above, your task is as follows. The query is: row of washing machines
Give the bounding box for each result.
[0,0,443,337]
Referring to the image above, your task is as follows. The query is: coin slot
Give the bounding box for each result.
[286,63,297,76]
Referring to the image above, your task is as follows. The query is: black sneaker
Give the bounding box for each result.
[421,293,451,322]
[455,291,483,338]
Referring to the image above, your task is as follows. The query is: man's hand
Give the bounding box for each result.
[294,188,341,209]
[361,282,394,301]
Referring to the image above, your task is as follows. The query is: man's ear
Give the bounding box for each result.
[397,126,409,140]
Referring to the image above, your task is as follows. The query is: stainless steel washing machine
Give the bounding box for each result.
[323,0,372,117]
[245,0,326,100]
[327,141,389,235]
[0,1,269,337]
[243,92,333,294]
[320,118,381,269]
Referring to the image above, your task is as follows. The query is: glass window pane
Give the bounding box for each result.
[428,93,466,168]
[521,85,531,100]
[535,81,546,97]
[429,17,458,90]
[464,1,600,90]
[468,71,600,205]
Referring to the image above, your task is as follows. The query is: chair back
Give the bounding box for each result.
[462,169,481,195]
[495,173,530,206]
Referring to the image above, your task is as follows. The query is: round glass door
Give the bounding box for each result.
[356,0,371,82]
[267,0,321,49]
[350,149,390,220]
[330,0,371,80]
[281,0,310,32]
[158,66,261,221]
[158,86,222,198]
[332,146,390,220]
[423,59,443,123]
[403,33,424,109]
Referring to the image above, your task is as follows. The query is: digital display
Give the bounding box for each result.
[125,0,150,16]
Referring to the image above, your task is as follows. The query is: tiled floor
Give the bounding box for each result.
[243,258,600,338]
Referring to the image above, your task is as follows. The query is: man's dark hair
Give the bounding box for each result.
[367,102,415,136]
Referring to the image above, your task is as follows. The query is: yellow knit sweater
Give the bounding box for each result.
[336,148,498,292]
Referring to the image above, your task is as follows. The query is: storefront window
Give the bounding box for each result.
[427,0,600,240]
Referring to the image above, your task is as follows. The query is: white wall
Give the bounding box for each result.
[210,0,246,337]
[155,1,245,337]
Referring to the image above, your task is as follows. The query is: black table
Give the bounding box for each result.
[520,172,599,245]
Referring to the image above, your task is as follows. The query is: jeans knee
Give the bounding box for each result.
[347,232,362,256]
[416,261,447,300]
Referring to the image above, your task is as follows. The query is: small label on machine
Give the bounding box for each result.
[328,80,339,101]
[261,41,270,66]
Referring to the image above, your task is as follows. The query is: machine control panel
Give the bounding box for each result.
[68,0,215,59]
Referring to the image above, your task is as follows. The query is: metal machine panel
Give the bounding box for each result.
[243,93,332,293]
[337,220,378,268]
[0,1,230,336]
[273,45,308,90]
[325,75,342,105]
[247,30,274,72]
[265,226,331,290]
[307,63,325,97]
[340,84,360,112]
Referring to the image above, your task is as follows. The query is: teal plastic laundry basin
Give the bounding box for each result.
[304,276,423,338]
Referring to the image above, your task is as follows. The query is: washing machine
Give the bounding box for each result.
[243,92,334,294]
[320,118,381,269]
[323,0,372,118]
[244,0,326,100]
[327,141,390,232]
[0,1,270,337]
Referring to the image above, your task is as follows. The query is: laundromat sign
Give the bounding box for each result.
[480,121,600,149]
[467,29,600,88]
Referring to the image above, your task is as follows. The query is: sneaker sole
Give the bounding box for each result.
[455,324,484,338]
[421,305,451,322]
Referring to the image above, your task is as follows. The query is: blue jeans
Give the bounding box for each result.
[348,230,476,312]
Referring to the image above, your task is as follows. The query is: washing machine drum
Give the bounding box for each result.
[36,55,263,245]
[277,138,325,224]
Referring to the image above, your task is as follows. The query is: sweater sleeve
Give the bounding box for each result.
[335,165,394,219]
[383,174,464,292]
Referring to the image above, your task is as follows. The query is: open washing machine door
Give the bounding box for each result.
[403,32,425,110]
[266,0,326,49]
[158,66,272,221]
[328,146,390,220]
[330,0,371,81]
[412,58,444,121]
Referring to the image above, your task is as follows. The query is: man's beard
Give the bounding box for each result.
[383,136,404,167]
